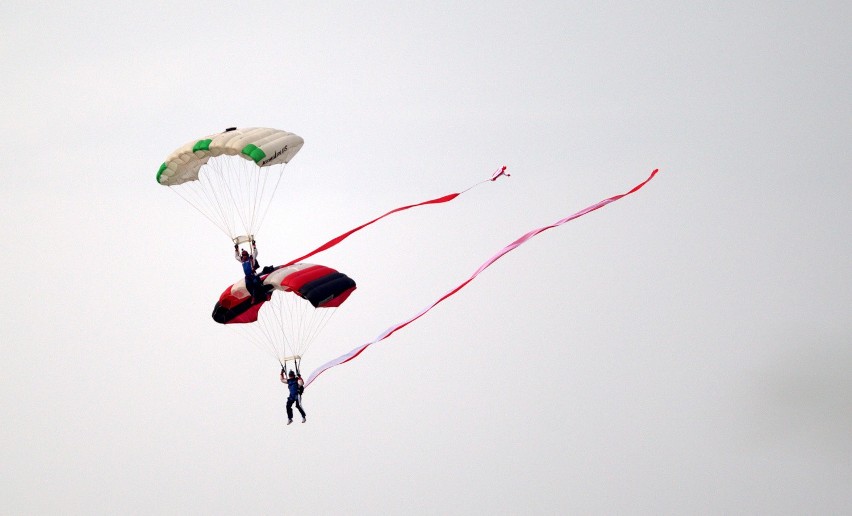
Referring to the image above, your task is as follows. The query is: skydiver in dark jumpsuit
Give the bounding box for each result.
[281,369,306,425]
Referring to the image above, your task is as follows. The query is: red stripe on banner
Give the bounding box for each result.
[304,169,659,388]
[283,169,508,267]
[283,195,459,266]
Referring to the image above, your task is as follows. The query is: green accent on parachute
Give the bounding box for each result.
[156,163,168,183]
[192,139,212,152]
[241,144,266,163]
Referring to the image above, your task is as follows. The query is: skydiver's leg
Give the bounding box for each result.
[248,275,263,302]
[286,398,294,420]
[295,400,306,418]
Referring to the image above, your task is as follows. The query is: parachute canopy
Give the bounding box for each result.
[213,263,356,324]
[157,127,304,244]
[213,263,356,367]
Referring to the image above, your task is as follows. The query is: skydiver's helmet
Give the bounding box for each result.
[240,250,250,261]
[289,371,296,378]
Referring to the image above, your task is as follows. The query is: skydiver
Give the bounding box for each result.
[235,241,263,301]
[234,240,260,272]
[280,369,306,425]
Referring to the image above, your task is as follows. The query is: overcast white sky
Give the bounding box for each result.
[2,1,850,514]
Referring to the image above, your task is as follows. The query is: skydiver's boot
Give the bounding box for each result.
[302,417,306,423]
[287,419,293,425]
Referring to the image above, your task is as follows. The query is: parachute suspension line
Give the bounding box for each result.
[236,160,257,237]
[251,165,286,241]
[231,322,280,363]
[295,295,310,354]
[200,158,240,238]
[268,291,296,362]
[293,292,312,357]
[245,166,262,237]
[226,159,286,242]
[179,157,246,239]
[255,310,282,358]
[168,185,233,240]
[215,157,253,239]
[180,156,286,242]
[298,305,338,361]
[285,295,300,358]
[249,312,283,361]
[249,287,341,368]
[253,294,290,363]
[293,296,315,358]
[248,291,299,363]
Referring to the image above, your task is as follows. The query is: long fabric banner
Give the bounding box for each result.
[284,167,509,266]
[304,169,659,388]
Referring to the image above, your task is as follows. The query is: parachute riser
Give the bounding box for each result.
[280,355,303,377]
[233,234,256,246]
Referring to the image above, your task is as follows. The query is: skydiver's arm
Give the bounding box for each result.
[250,243,260,269]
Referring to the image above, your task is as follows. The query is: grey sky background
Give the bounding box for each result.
[2,1,849,514]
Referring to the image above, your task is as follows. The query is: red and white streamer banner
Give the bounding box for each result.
[284,167,509,267]
[304,168,658,388]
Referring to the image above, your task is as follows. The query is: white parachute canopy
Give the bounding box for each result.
[157,127,304,243]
